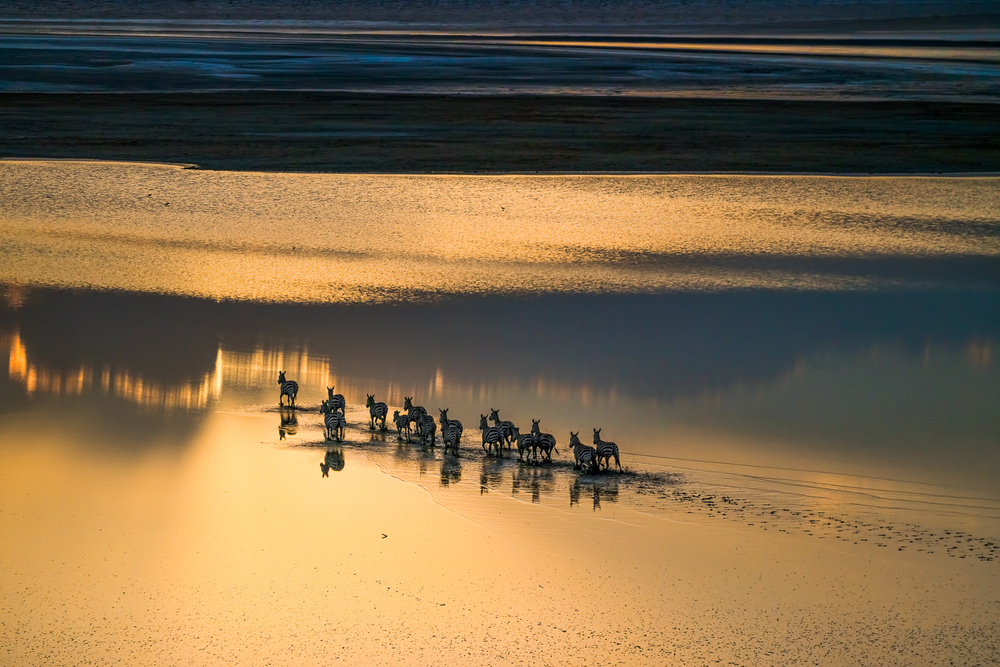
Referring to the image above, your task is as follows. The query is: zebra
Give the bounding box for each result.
[569,431,598,473]
[393,410,411,441]
[438,408,464,445]
[277,371,298,408]
[511,425,536,462]
[326,386,346,415]
[403,397,428,432]
[319,400,345,441]
[441,423,461,454]
[366,394,388,431]
[530,419,557,463]
[417,412,437,446]
[489,408,516,449]
[593,428,622,471]
[479,414,503,456]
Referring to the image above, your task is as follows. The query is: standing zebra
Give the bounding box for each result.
[366,394,389,431]
[277,371,298,408]
[326,386,346,415]
[593,428,622,471]
[489,408,516,449]
[319,400,346,441]
[569,431,598,473]
[441,423,461,454]
[511,425,536,462]
[404,397,428,433]
[530,419,558,463]
[438,408,464,445]
[393,410,412,442]
[417,412,437,446]
[479,414,503,456]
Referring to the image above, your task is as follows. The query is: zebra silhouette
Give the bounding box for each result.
[393,410,412,441]
[438,408,464,445]
[511,425,536,461]
[489,408,515,449]
[479,414,503,456]
[441,422,461,454]
[403,397,428,433]
[569,431,598,473]
[366,394,388,431]
[530,419,558,463]
[319,400,346,441]
[593,428,622,471]
[277,371,298,408]
[417,413,437,446]
[326,386,346,415]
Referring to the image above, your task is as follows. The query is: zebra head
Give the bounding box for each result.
[593,428,602,444]
[404,396,414,410]
[393,410,401,420]
[439,408,449,422]
[531,418,541,435]
[278,370,286,384]
[327,386,335,400]
[489,408,500,424]
[318,400,328,414]
[569,431,581,447]
[479,414,489,429]
[366,394,375,408]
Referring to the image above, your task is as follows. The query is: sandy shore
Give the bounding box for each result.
[2,92,999,173]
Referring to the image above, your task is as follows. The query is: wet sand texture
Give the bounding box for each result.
[2,93,999,173]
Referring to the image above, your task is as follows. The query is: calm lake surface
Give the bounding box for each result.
[1,160,999,663]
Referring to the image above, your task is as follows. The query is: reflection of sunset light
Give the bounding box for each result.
[8,333,28,380]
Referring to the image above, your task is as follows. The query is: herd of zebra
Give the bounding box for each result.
[277,371,622,473]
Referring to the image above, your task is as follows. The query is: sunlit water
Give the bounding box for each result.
[1,160,999,663]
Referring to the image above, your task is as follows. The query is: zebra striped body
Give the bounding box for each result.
[366,394,388,431]
[489,408,516,449]
[530,419,558,463]
[326,386,346,415]
[404,397,428,432]
[277,371,298,408]
[511,425,536,461]
[417,413,437,446]
[438,408,464,445]
[319,400,346,440]
[442,423,461,453]
[393,410,411,441]
[479,414,503,456]
[569,431,598,473]
[593,428,622,471]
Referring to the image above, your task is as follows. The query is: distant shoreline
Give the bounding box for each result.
[4,157,1000,178]
[2,92,998,174]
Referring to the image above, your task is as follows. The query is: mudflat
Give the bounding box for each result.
[3,92,999,173]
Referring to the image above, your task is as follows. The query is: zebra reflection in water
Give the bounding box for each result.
[320,447,345,477]
[570,476,620,510]
[278,406,298,440]
[512,462,555,504]
[479,457,504,495]
[440,456,462,487]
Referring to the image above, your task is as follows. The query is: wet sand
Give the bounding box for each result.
[3,93,999,173]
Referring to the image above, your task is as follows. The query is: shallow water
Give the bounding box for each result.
[2,21,999,100]
[1,161,999,663]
